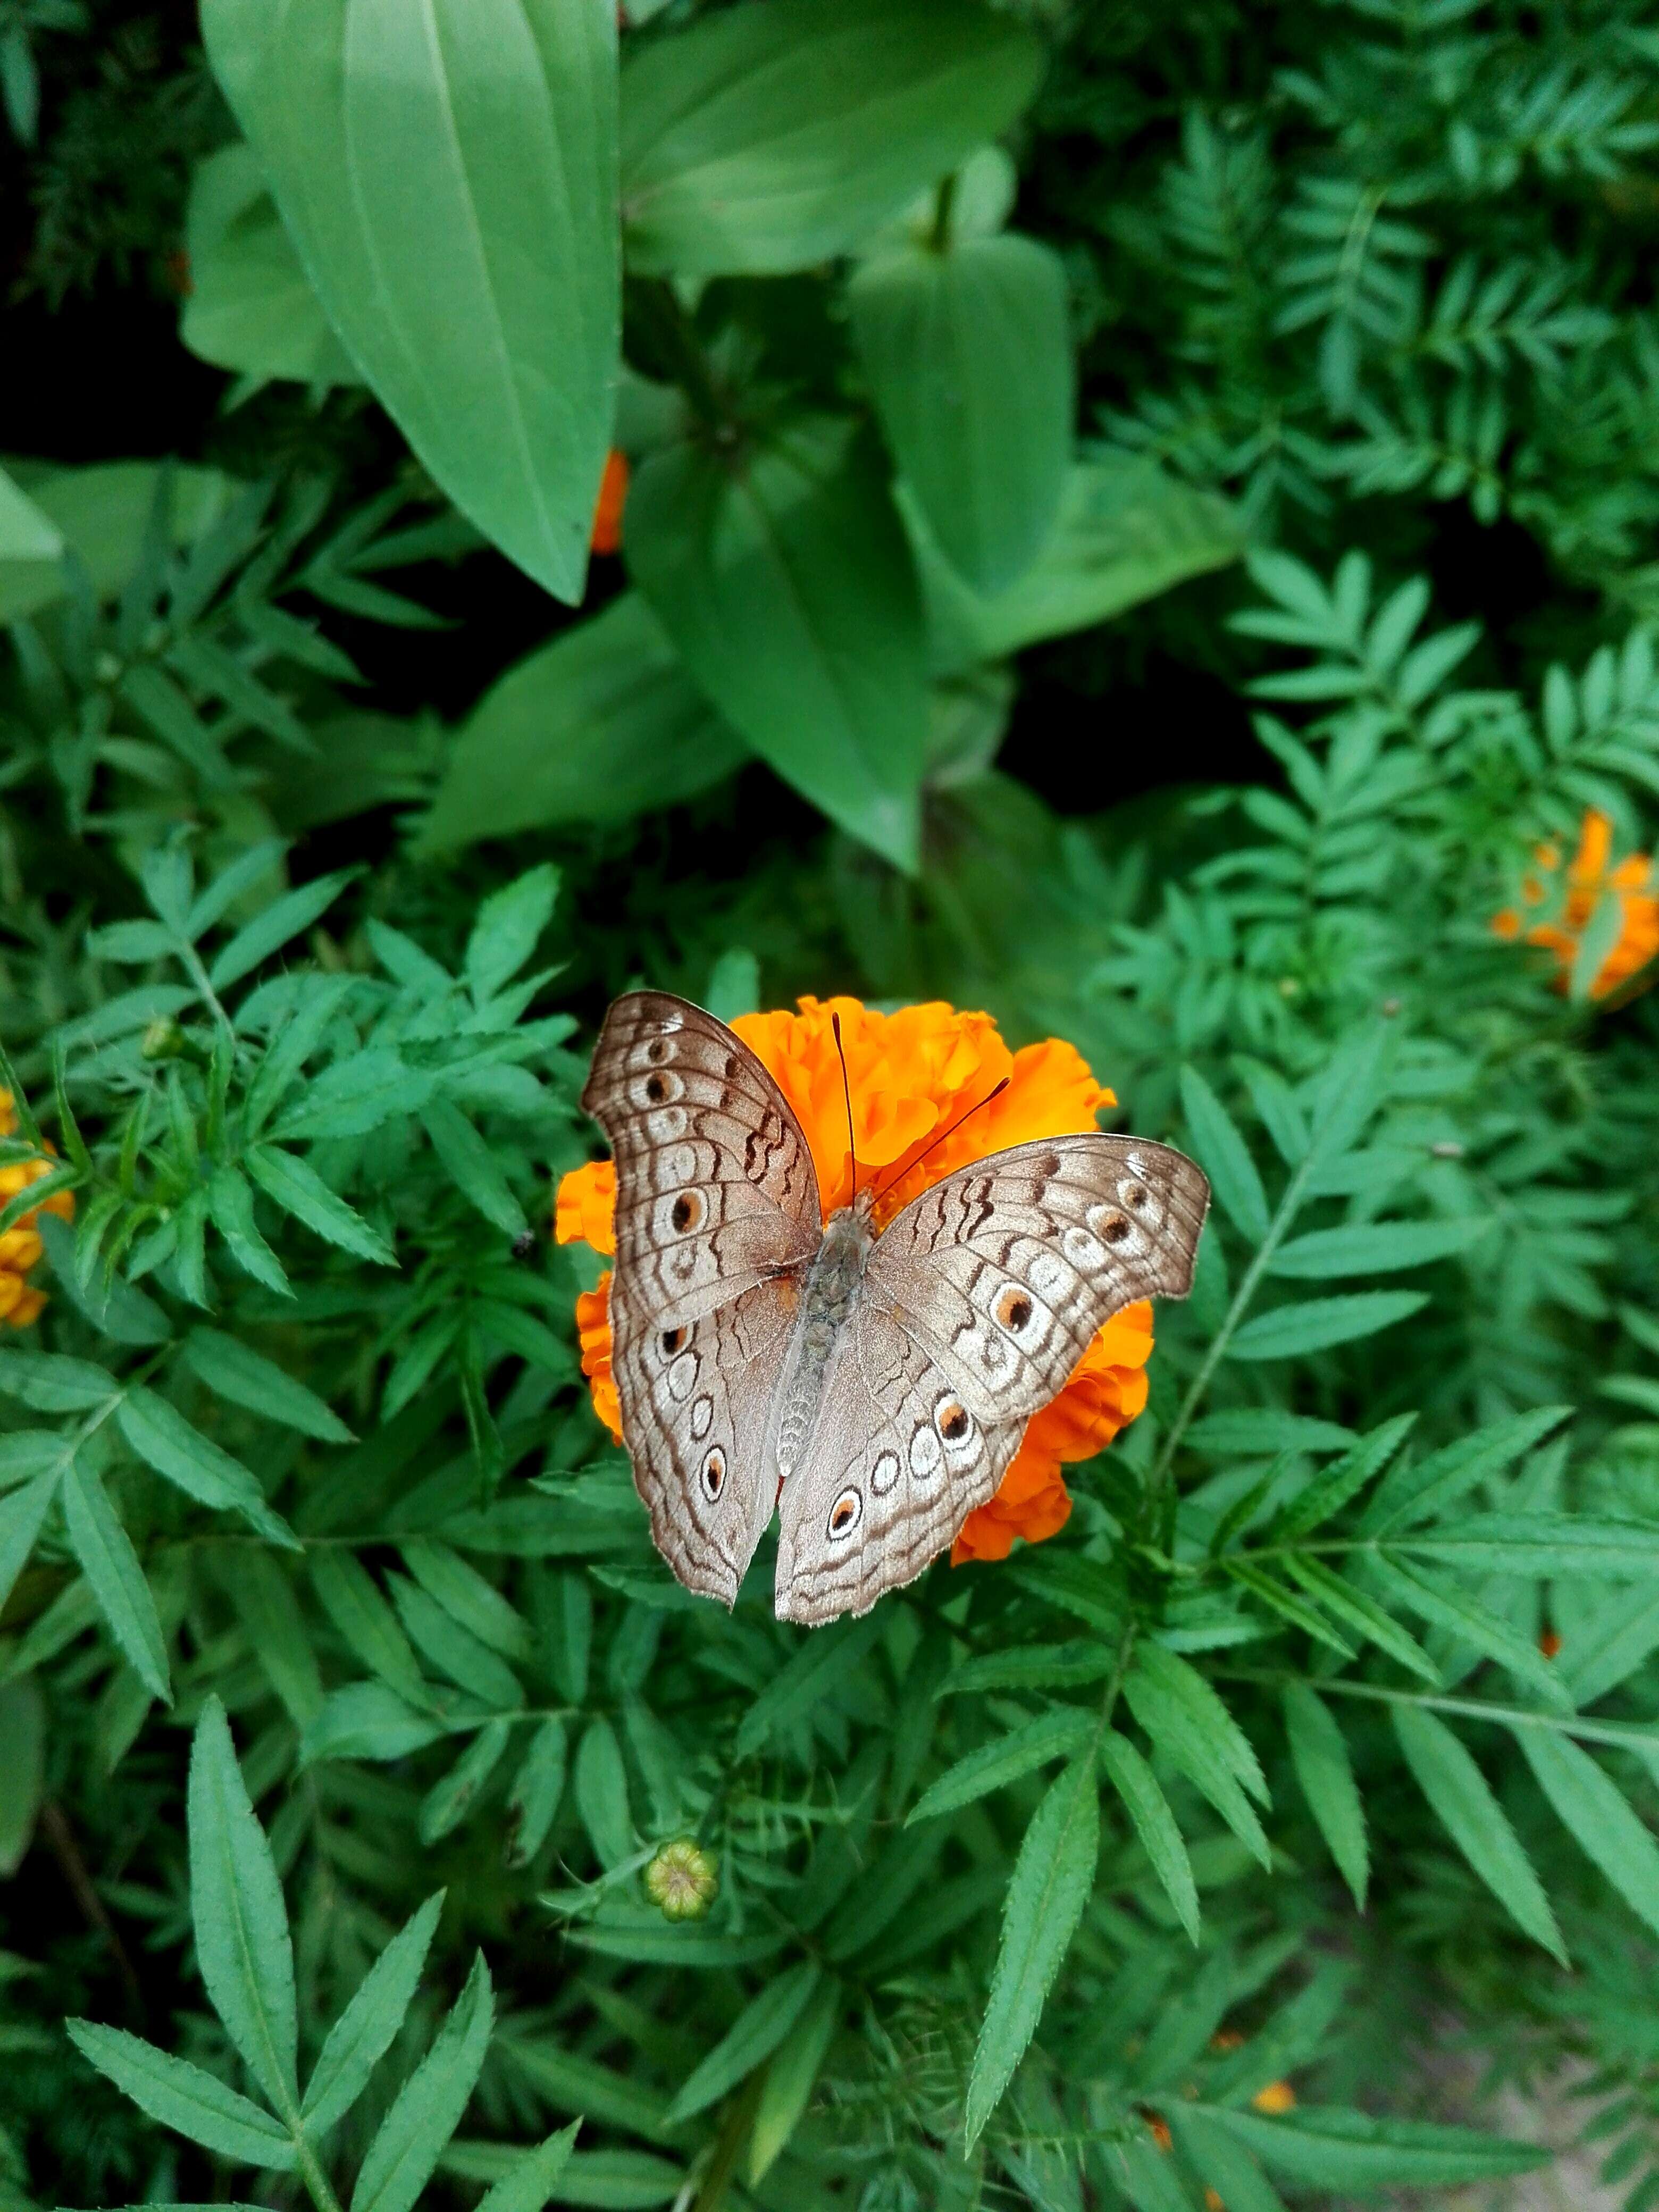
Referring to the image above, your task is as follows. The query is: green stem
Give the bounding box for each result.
[292,2129,345,2212]
[1212,1666,1657,1750]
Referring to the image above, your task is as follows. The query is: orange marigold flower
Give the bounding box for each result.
[1144,2112,1174,2154]
[0,1092,74,1330]
[557,995,1147,1562]
[1205,2192,1225,2211]
[1493,807,1659,1000]
[590,449,630,555]
[1539,1627,1562,1660]
[1252,2081,1296,2116]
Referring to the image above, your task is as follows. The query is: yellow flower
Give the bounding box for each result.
[1252,2081,1297,2116]
[0,1090,73,1330]
[556,995,1153,1562]
[1493,807,1659,1000]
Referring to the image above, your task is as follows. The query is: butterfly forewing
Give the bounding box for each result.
[583,992,822,1605]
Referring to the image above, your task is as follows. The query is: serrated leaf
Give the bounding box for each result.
[205,1163,291,1295]
[303,1893,445,2137]
[207,868,358,990]
[573,1717,633,1869]
[422,1098,530,1238]
[1518,1728,1659,1940]
[963,1754,1100,2146]
[349,1954,493,2212]
[301,1683,450,1767]
[0,1467,59,1620]
[1180,1066,1270,1245]
[66,2022,296,2167]
[309,1552,429,1705]
[1392,1705,1565,1961]
[116,1388,299,1549]
[1203,2103,1546,2189]
[1122,1653,1270,1869]
[1273,1414,1416,1541]
[1228,1292,1427,1361]
[464,865,560,1004]
[391,1575,522,1710]
[400,1540,529,1662]
[188,1696,299,2114]
[735,1611,884,1756]
[1282,1683,1368,1909]
[938,1641,1117,1697]
[420,1719,515,1845]
[62,1459,171,1704]
[1362,1406,1573,1534]
[1099,1729,1200,1944]
[1268,1218,1491,1279]
[474,2124,582,2212]
[37,1214,167,1344]
[664,1962,821,2125]
[506,1717,567,1868]
[747,1978,839,2184]
[245,1144,396,1266]
[183,1328,354,1443]
[907,1706,1095,1824]
[1280,1554,1439,1681]
[1368,1554,1569,1709]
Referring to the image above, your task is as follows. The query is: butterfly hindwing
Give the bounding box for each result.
[583,992,822,1605]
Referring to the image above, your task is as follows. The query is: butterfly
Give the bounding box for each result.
[581,992,1211,1625]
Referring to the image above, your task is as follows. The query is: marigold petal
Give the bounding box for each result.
[590,449,629,555]
[575,1273,623,1442]
[556,1160,617,1256]
[4,1286,44,1329]
[0,1272,22,1319]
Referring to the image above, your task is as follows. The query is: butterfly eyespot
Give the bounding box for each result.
[671,1191,705,1234]
[667,1352,699,1401]
[934,1395,972,1444]
[1101,1212,1132,1244]
[870,1450,900,1495]
[827,1488,863,1539]
[724,1054,742,1080]
[690,1394,714,1439]
[909,1425,942,1479]
[1123,1183,1149,1210]
[996,1287,1033,1334]
[660,1326,688,1355]
[646,1039,669,1064]
[1038,1151,1062,1177]
[700,1447,726,1501]
[645,1075,668,1103]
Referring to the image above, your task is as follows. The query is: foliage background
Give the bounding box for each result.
[4,2,1659,2209]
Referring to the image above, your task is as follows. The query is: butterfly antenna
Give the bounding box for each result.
[831,1011,858,1199]
[872,1075,1011,1203]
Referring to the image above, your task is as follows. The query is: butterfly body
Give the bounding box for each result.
[582,991,1210,1626]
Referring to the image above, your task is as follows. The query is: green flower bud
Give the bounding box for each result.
[140,1018,188,1061]
[643,1838,718,1922]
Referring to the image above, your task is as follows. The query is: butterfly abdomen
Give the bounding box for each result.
[769,1206,873,1481]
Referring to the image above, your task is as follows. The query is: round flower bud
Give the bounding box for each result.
[140,1019,188,1061]
[643,1838,717,1921]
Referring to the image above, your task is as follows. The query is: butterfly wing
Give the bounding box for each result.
[774,1135,1209,1624]
[583,992,822,1606]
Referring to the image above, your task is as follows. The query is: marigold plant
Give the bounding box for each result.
[1493,807,1659,1000]
[556,995,1154,1563]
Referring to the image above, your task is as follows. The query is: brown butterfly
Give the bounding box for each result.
[582,992,1210,1624]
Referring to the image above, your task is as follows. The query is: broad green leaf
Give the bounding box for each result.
[625,425,927,869]
[401,1540,529,1661]
[1099,1729,1200,1944]
[116,1387,299,1549]
[0,462,66,622]
[422,1099,530,1238]
[62,1460,171,1704]
[850,229,1070,593]
[0,1678,45,1876]
[206,1164,291,1295]
[747,1976,840,2184]
[939,1641,1117,1697]
[204,0,619,603]
[303,1892,446,2136]
[570,1922,787,1968]
[619,0,1039,275]
[1282,1683,1368,1909]
[1518,1728,1659,1939]
[499,2034,674,2143]
[17,460,235,604]
[1280,1555,1439,1681]
[181,143,362,386]
[963,1754,1100,2146]
[391,1575,522,1709]
[1122,1653,1270,1869]
[208,867,358,990]
[1186,1411,1356,1457]
[0,1470,62,1618]
[1203,2103,1545,2189]
[189,1697,299,2114]
[270,1048,433,1142]
[574,1717,633,1869]
[735,1611,884,1756]
[420,1719,515,1844]
[183,1327,354,1443]
[303,1683,450,1766]
[910,455,1242,675]
[245,1144,397,1266]
[1392,1705,1565,1961]
[66,2021,297,2168]
[464,865,560,1003]
[350,1953,493,2212]
[505,1717,567,1867]
[475,2125,582,2212]
[907,1706,1095,1824]
[664,1962,822,2125]
[420,593,747,852]
[1227,1291,1427,1362]
[1179,1066,1269,1245]
[1362,1407,1576,1534]
[1267,1218,1491,1279]
[1369,1554,1569,1709]
[310,1551,430,1704]
[1396,1513,1659,1577]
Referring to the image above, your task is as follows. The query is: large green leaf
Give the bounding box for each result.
[1393,1706,1565,1962]
[419,593,748,852]
[1202,2105,1545,2190]
[625,425,928,868]
[963,1754,1100,2146]
[908,454,1243,675]
[1518,1728,1659,1940]
[0,463,65,623]
[188,1697,300,2115]
[619,0,1040,276]
[664,1962,822,2125]
[203,0,619,603]
[351,1954,493,2212]
[66,2022,297,2168]
[8,460,236,607]
[181,144,362,387]
[851,230,1071,593]
[303,1893,446,2135]
[1281,1683,1368,1909]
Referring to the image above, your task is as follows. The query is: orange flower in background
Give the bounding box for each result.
[590,449,630,555]
[1252,2081,1297,2115]
[556,995,1153,1562]
[1493,807,1659,999]
[0,1090,74,1329]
